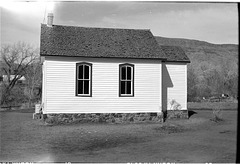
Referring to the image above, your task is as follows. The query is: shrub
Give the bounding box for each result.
[169,99,182,110]
[211,108,223,122]
[0,84,28,107]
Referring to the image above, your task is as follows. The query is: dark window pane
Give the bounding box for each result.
[127,81,131,94]
[84,65,89,79]
[78,80,83,94]
[84,80,89,94]
[78,65,83,79]
[121,81,125,94]
[121,66,126,80]
[127,66,132,80]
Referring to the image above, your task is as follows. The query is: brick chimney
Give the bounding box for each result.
[47,13,54,27]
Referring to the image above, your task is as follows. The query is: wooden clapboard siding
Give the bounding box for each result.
[43,56,162,114]
[42,59,46,113]
[162,62,187,110]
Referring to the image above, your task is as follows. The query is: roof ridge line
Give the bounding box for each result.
[42,23,150,31]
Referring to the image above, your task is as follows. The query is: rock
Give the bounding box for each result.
[99,116,106,123]
[151,116,157,121]
[62,114,69,118]
[133,116,139,121]
[81,118,88,123]
[92,118,99,122]
[141,117,147,121]
[72,114,78,119]
[122,116,127,121]
[45,117,55,124]
[111,118,115,123]
[73,118,82,123]
[115,118,122,123]
[62,118,69,123]
[58,114,64,119]
[129,116,134,122]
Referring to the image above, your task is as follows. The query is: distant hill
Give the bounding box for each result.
[155,36,238,74]
[155,36,238,100]
[155,36,238,64]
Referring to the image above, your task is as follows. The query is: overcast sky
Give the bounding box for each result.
[0,1,238,47]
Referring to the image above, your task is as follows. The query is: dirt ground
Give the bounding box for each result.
[0,109,237,163]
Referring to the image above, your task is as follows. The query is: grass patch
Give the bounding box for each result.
[154,123,185,134]
[188,102,238,110]
[0,111,237,162]
[0,107,34,113]
[50,135,145,153]
[210,109,223,122]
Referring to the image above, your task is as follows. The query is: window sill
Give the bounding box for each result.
[119,95,134,97]
[76,94,92,97]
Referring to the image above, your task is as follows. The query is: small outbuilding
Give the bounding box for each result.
[40,14,190,121]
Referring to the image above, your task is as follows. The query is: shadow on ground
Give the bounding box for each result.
[188,110,198,118]
[48,134,146,154]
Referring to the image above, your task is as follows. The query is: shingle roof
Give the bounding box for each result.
[160,45,190,63]
[40,24,166,60]
[40,24,190,63]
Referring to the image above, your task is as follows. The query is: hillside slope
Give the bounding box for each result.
[155,36,238,66]
[155,36,238,100]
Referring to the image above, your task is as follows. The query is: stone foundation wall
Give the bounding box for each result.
[166,110,189,119]
[43,112,164,125]
[35,110,188,125]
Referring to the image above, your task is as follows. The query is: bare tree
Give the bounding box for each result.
[187,58,238,102]
[187,65,198,101]
[0,42,39,106]
[24,60,42,108]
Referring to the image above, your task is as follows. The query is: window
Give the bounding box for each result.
[76,62,92,96]
[119,63,134,97]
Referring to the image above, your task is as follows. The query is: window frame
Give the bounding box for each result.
[76,62,92,97]
[119,63,134,97]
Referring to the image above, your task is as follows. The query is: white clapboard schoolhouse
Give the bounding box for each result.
[40,14,190,117]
